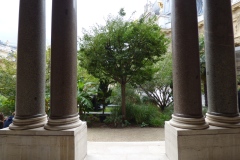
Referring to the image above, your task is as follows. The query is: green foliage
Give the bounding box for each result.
[104,106,122,127]
[0,96,15,116]
[202,107,208,117]
[149,117,162,127]
[140,95,156,105]
[45,47,51,115]
[78,9,169,119]
[105,84,173,127]
[132,105,150,124]
[79,14,169,85]
[141,122,149,128]
[158,105,173,127]
[128,103,173,127]
[237,76,240,86]
[97,79,113,114]
[137,53,173,111]
[129,104,161,125]
[104,102,173,128]
[199,34,208,107]
[122,120,131,127]
[77,79,98,120]
[118,8,126,17]
[199,34,206,80]
[108,84,141,105]
[0,53,16,115]
[84,114,100,127]
[77,64,99,84]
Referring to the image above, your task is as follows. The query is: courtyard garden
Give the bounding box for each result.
[0,9,210,129]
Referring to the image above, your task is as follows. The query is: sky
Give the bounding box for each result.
[0,0,152,46]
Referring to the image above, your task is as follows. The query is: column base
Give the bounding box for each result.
[165,121,240,160]
[206,113,240,128]
[0,122,87,160]
[44,115,82,131]
[169,114,209,129]
[9,115,47,130]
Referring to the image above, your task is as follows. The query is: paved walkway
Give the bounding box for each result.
[87,127,165,141]
[85,141,168,160]
[85,127,168,160]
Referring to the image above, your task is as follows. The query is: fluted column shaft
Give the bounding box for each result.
[170,0,208,129]
[44,0,81,130]
[10,0,47,130]
[204,0,240,127]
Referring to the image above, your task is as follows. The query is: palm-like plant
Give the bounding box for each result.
[77,79,98,120]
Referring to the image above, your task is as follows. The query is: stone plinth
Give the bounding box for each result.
[0,122,87,160]
[165,121,240,160]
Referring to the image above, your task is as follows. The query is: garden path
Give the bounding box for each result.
[87,127,165,142]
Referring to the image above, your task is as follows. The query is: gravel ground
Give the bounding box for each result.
[87,127,165,142]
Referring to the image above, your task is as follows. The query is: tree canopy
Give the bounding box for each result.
[78,9,169,119]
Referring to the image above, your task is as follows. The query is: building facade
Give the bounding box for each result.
[144,0,240,75]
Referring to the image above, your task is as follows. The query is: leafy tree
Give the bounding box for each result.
[78,9,169,119]
[77,62,99,84]
[0,53,16,115]
[137,53,173,111]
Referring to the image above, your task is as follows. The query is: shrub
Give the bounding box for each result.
[126,104,163,127]
[104,106,122,127]
[133,103,173,127]
[149,117,162,127]
[0,98,15,116]
[132,105,150,124]
[108,84,141,105]
[104,104,173,127]
[158,104,173,127]
[85,114,100,127]
[125,103,135,122]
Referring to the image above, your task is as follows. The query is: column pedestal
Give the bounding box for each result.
[206,113,240,128]
[9,115,47,130]
[44,115,82,131]
[170,115,208,130]
[165,121,240,160]
[0,122,87,160]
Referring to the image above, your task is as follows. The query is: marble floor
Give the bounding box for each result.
[85,141,169,160]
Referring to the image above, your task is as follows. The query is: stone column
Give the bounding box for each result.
[169,0,208,129]
[204,0,240,127]
[9,0,47,130]
[44,0,82,130]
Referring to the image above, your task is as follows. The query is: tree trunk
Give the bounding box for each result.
[160,104,166,111]
[121,83,126,121]
[204,79,208,107]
